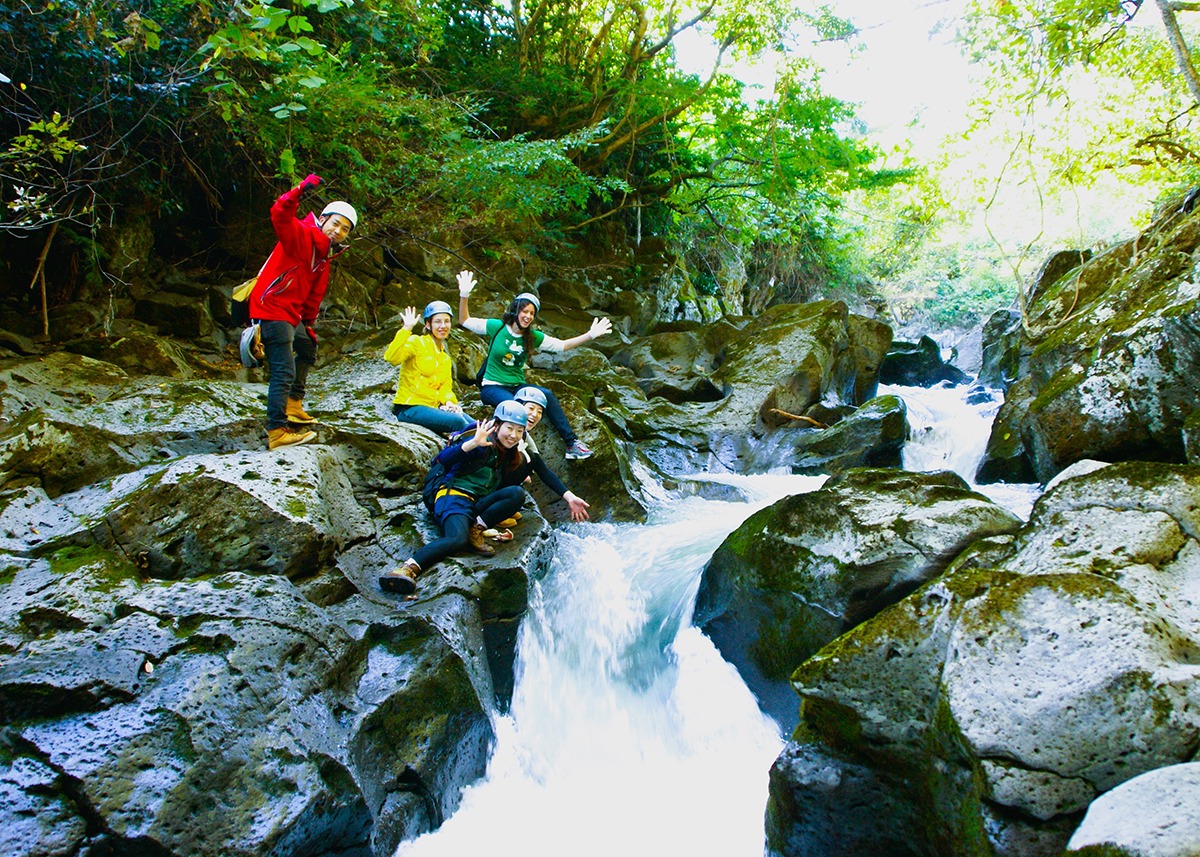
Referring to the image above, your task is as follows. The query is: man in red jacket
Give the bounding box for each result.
[248,173,356,449]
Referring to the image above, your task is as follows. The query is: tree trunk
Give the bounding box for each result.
[1156,0,1200,104]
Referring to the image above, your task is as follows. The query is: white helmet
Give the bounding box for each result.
[320,201,357,229]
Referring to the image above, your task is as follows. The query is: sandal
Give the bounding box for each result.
[379,560,420,595]
[482,528,514,542]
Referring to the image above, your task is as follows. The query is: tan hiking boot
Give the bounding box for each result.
[267,426,316,449]
[286,398,317,424]
[379,559,420,596]
[468,523,495,556]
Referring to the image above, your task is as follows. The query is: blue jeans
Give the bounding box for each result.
[394,404,471,435]
[412,485,525,569]
[258,320,314,430]
[480,383,575,444]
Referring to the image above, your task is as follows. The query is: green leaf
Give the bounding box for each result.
[297,75,325,88]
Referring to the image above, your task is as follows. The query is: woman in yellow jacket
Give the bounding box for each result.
[384,301,472,435]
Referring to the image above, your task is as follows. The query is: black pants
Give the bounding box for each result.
[412,485,525,569]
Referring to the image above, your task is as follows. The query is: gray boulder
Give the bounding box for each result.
[768,461,1200,857]
[1066,763,1200,856]
[979,213,1200,483]
[695,468,1022,730]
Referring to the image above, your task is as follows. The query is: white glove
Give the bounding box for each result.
[457,270,477,298]
[588,317,612,340]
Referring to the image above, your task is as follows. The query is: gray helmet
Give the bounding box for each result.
[423,300,453,321]
[513,292,540,312]
[239,324,263,368]
[514,386,547,408]
[493,400,529,427]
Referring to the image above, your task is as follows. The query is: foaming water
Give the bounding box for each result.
[881,382,1041,519]
[395,474,826,857]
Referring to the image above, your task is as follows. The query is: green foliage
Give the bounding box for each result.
[1,0,906,317]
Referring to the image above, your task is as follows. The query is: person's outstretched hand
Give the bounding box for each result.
[401,306,419,331]
[473,418,496,448]
[563,491,591,522]
[457,270,477,297]
[588,317,612,340]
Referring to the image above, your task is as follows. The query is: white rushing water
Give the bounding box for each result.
[397,383,1039,857]
[396,474,826,857]
[881,381,1041,520]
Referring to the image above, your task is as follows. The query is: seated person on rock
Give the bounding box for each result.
[246,173,356,450]
[384,301,471,436]
[501,386,592,523]
[456,269,611,460]
[379,400,530,597]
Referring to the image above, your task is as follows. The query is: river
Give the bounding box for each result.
[396,382,1040,857]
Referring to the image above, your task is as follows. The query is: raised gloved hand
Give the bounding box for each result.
[401,306,419,331]
[457,270,477,298]
[299,174,323,196]
[588,317,612,340]
[304,324,318,344]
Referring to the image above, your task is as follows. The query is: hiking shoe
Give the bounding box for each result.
[379,560,420,596]
[468,523,495,556]
[564,439,594,460]
[267,426,316,450]
[286,398,317,424]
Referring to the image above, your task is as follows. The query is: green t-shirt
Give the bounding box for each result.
[482,318,546,387]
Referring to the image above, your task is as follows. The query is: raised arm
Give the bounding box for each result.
[457,270,476,326]
[382,306,420,365]
[558,317,612,352]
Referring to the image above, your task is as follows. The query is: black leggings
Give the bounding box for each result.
[411,485,525,570]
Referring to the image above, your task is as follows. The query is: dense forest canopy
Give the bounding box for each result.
[3,0,1200,326]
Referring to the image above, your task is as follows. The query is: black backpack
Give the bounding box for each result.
[420,424,481,512]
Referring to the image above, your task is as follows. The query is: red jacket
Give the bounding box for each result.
[249,183,342,325]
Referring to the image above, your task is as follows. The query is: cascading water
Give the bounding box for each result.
[883,381,1041,519]
[397,383,1037,857]
[396,474,825,857]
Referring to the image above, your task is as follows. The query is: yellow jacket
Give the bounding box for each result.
[384,329,458,408]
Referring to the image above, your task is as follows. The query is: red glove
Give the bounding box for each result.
[305,324,318,344]
[298,174,322,197]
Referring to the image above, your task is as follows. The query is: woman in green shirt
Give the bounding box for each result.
[457,270,611,460]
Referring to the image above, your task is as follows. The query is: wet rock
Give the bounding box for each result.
[695,468,1022,730]
[983,213,1200,482]
[976,378,1038,484]
[978,308,1024,390]
[786,394,908,474]
[765,743,919,857]
[768,461,1200,857]
[5,564,496,856]
[878,335,968,388]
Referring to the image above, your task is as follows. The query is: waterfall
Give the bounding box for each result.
[881,381,1041,520]
[396,384,1036,856]
[395,474,826,857]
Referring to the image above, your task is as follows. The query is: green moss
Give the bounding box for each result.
[285,498,308,518]
[798,695,862,752]
[46,545,137,589]
[1068,847,1137,857]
